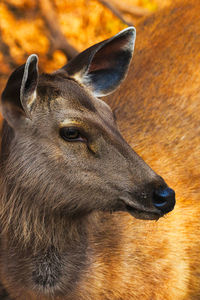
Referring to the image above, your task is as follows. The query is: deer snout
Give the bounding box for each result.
[153,187,175,214]
[123,183,176,220]
[120,172,176,220]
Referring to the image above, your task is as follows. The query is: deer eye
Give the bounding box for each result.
[60,127,84,142]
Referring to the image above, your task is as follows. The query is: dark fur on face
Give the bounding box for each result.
[0,73,164,250]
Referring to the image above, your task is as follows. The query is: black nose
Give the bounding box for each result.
[153,187,175,214]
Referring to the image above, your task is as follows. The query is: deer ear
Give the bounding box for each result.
[61,27,136,97]
[1,54,38,126]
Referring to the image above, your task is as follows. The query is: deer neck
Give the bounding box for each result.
[0,189,93,296]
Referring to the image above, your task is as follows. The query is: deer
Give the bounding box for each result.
[0,0,199,299]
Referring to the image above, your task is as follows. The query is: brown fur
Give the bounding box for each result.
[0,0,199,299]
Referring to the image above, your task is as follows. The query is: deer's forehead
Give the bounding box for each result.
[37,75,96,113]
[37,74,113,120]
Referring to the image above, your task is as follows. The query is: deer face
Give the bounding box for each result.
[1,28,175,221]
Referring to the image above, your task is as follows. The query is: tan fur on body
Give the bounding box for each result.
[0,1,199,299]
[103,1,200,298]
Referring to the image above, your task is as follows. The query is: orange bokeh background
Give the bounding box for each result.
[0,0,172,128]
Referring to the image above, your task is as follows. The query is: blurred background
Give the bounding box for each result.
[0,0,172,108]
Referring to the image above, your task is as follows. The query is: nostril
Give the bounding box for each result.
[153,187,176,214]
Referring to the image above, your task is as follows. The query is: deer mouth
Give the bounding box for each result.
[125,204,163,220]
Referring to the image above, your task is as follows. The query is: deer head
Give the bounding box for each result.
[1,27,175,239]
